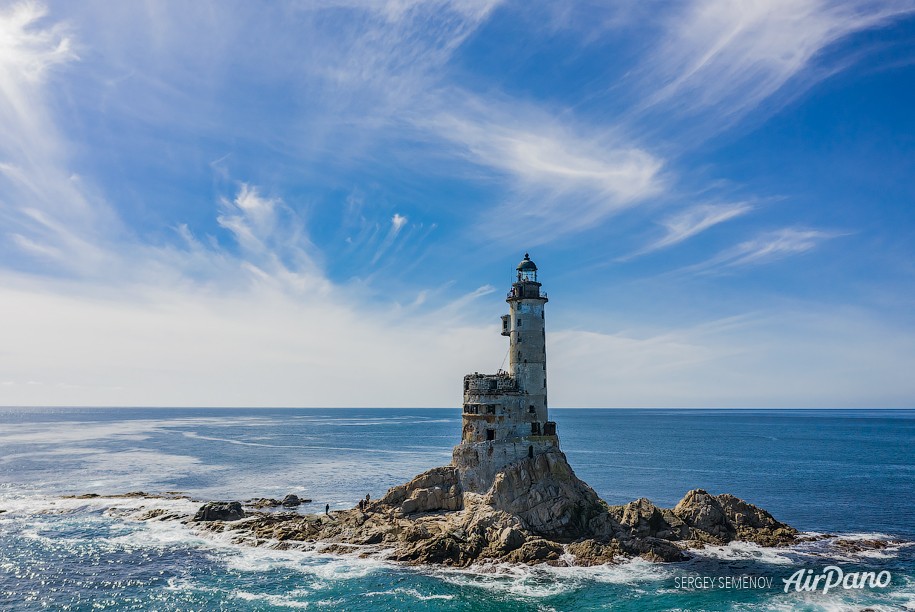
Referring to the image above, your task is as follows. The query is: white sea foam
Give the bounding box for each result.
[429,558,670,599]
[364,588,455,601]
[233,590,311,608]
[0,415,275,444]
[221,540,388,582]
[689,540,799,564]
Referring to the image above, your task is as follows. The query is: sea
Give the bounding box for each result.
[0,407,913,611]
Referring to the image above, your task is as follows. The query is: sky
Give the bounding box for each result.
[1,0,914,408]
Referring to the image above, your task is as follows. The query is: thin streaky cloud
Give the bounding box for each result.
[639,0,915,125]
[685,227,845,273]
[424,104,665,242]
[372,213,409,265]
[626,202,753,259]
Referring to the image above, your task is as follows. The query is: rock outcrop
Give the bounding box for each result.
[161,449,797,567]
[378,466,463,516]
[193,501,245,522]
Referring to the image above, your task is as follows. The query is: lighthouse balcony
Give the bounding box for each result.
[506,288,548,301]
[463,373,517,392]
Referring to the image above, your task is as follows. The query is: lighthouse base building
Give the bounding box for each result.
[451,254,561,492]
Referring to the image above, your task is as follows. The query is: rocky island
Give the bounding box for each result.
[137,255,800,566]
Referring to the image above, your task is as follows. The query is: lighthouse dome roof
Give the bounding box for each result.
[516,253,537,271]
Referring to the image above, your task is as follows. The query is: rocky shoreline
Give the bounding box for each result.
[119,449,813,567]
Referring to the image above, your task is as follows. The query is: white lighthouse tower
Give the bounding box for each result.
[452,254,559,492]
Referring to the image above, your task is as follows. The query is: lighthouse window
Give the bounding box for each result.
[486,429,495,441]
[517,319,522,326]
[528,405,535,413]
[531,422,540,434]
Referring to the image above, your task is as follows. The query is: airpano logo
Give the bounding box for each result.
[782,566,892,594]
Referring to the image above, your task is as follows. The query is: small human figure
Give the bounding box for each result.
[325,503,329,516]
[358,499,364,511]
[365,493,370,504]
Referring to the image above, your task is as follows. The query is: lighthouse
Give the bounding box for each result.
[452,254,560,492]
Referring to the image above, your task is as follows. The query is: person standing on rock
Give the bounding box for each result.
[325,503,329,516]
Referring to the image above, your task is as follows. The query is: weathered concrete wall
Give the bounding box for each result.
[452,437,559,493]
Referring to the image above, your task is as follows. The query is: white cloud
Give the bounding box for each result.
[640,0,915,125]
[371,213,410,265]
[426,105,665,241]
[0,2,120,275]
[0,2,912,411]
[549,309,915,408]
[0,272,503,407]
[629,202,753,258]
[674,227,845,274]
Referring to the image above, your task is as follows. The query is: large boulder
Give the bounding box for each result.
[379,466,463,515]
[484,449,610,541]
[714,493,797,545]
[281,494,302,507]
[193,501,245,522]
[673,489,736,543]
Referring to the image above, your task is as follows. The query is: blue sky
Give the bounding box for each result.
[1,0,914,407]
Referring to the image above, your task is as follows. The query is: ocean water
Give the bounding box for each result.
[0,407,913,611]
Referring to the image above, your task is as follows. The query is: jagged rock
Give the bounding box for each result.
[282,495,302,507]
[833,539,891,553]
[380,466,463,515]
[246,498,283,508]
[193,501,245,522]
[124,452,802,568]
[673,489,736,543]
[619,536,688,562]
[485,449,608,541]
[565,539,620,566]
[714,493,797,545]
[498,526,525,552]
[505,538,563,563]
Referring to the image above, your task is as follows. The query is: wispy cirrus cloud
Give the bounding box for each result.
[626,202,753,259]
[0,2,115,275]
[371,213,409,265]
[639,0,915,127]
[686,227,845,273]
[426,104,666,242]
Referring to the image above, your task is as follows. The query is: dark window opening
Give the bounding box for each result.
[531,422,540,435]
[528,445,534,458]
[528,405,535,413]
[544,422,556,436]
[486,429,495,441]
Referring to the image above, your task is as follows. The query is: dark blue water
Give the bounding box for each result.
[1,408,913,610]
